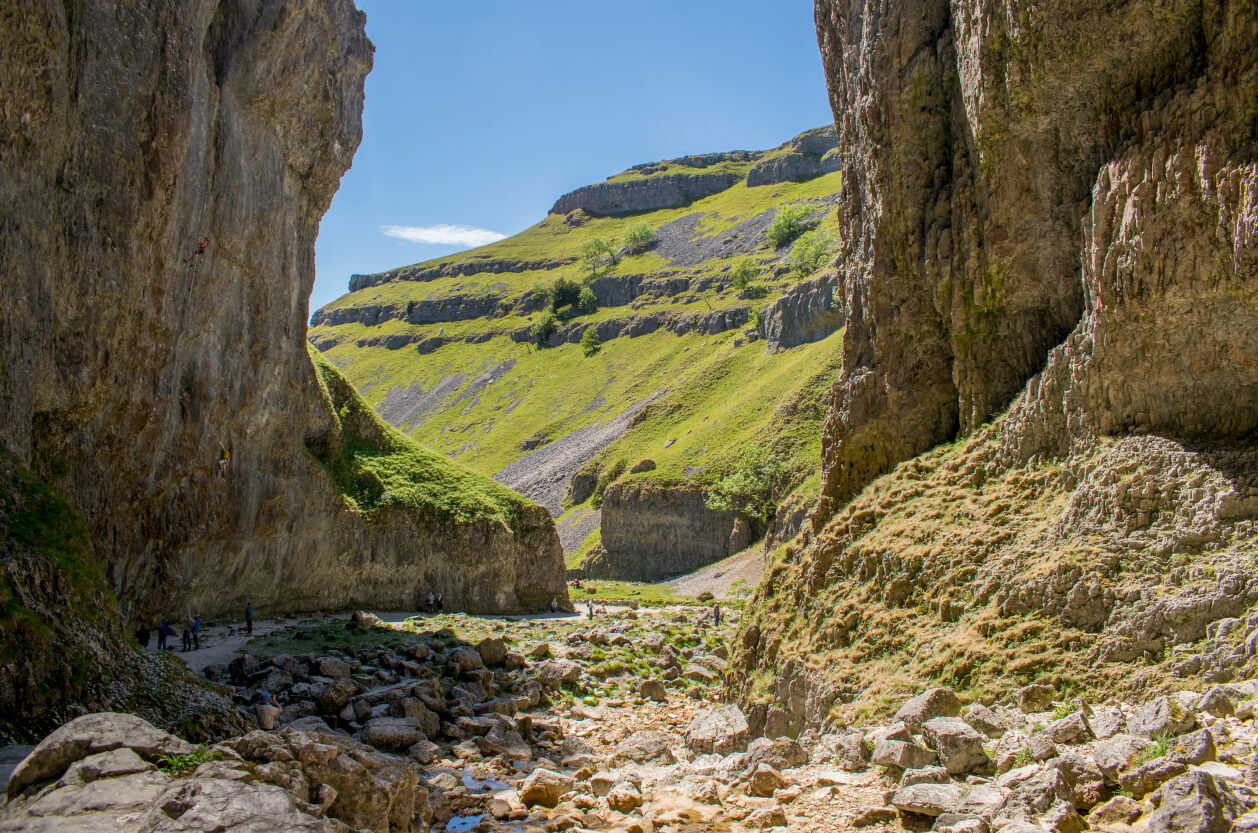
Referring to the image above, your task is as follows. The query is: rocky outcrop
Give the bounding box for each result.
[586,484,756,581]
[811,0,1258,520]
[761,274,843,353]
[746,150,842,187]
[550,172,743,217]
[0,0,567,730]
[309,293,506,328]
[347,255,576,292]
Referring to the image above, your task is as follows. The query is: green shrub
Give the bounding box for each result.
[581,326,602,357]
[789,230,837,276]
[529,310,558,345]
[766,205,812,247]
[704,445,793,523]
[551,277,582,312]
[623,222,657,254]
[744,283,770,300]
[578,287,597,314]
[157,746,216,775]
[730,257,758,291]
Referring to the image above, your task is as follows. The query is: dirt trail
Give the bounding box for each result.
[666,547,766,599]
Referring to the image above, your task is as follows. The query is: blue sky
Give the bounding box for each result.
[312,1,833,312]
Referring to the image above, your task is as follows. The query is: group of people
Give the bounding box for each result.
[422,591,445,613]
[133,603,255,653]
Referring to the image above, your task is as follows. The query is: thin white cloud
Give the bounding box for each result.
[381,224,506,248]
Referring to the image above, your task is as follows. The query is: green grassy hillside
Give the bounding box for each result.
[310,128,845,569]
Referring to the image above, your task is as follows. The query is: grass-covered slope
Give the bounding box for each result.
[309,128,846,567]
[307,346,534,528]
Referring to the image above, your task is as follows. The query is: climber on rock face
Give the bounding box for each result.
[218,443,230,478]
[187,237,210,266]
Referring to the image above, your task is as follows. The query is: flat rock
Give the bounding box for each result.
[892,782,964,816]
[7,713,195,799]
[873,739,938,770]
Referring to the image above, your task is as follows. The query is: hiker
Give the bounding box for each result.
[255,691,281,730]
[245,602,253,635]
[425,591,435,613]
[187,610,202,650]
[217,443,230,478]
[157,620,174,650]
[181,624,192,652]
[436,592,444,612]
[587,599,595,618]
[712,602,722,626]
[135,624,151,649]
[187,236,209,265]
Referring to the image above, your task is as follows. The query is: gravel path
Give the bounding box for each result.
[666,547,766,599]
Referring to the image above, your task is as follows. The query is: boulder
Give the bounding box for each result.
[1047,713,1091,745]
[407,739,441,765]
[922,717,991,774]
[901,766,951,786]
[1088,795,1144,825]
[686,705,750,755]
[359,718,423,753]
[448,647,485,672]
[891,782,964,816]
[639,679,667,702]
[611,731,681,766]
[1119,757,1189,798]
[537,659,583,688]
[1017,685,1055,714]
[996,768,1074,820]
[965,704,1009,738]
[7,712,196,799]
[956,783,1012,819]
[748,764,788,797]
[747,806,789,828]
[315,657,352,679]
[607,781,644,812]
[1092,733,1153,781]
[1146,772,1243,833]
[854,806,899,826]
[1196,688,1235,718]
[1028,732,1058,761]
[894,688,963,732]
[521,767,577,808]
[475,637,508,666]
[1045,753,1106,809]
[1088,707,1125,740]
[873,739,938,770]
[1129,697,1197,739]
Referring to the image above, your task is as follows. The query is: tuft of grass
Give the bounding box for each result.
[156,746,216,775]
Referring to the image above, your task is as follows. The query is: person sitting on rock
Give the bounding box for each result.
[255,691,281,730]
[217,443,230,478]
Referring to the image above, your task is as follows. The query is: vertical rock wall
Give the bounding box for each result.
[811,0,1247,522]
[0,1,566,625]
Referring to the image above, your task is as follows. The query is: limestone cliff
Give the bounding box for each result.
[733,0,1258,734]
[0,0,567,726]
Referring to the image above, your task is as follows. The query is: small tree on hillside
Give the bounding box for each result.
[578,287,598,314]
[789,230,837,277]
[551,277,582,312]
[730,257,759,291]
[581,326,602,357]
[582,237,618,278]
[766,205,812,248]
[704,445,793,523]
[529,310,558,346]
[622,221,657,254]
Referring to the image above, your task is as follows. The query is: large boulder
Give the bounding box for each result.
[1018,685,1055,714]
[747,764,788,797]
[891,782,964,816]
[475,637,508,666]
[6,713,195,799]
[359,718,423,753]
[686,705,750,755]
[1129,697,1197,739]
[894,688,962,732]
[537,659,583,688]
[1092,734,1153,782]
[921,717,990,775]
[611,731,682,766]
[872,739,938,770]
[520,768,576,808]
[1146,772,1243,833]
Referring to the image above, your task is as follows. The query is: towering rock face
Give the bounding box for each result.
[0,0,566,636]
[729,0,1256,735]
[812,0,1257,520]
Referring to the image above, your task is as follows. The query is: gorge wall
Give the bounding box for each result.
[0,0,566,731]
[733,0,1258,735]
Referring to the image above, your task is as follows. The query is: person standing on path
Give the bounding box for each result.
[245,603,253,635]
[712,602,722,626]
[186,610,202,650]
[157,620,173,651]
[436,592,444,612]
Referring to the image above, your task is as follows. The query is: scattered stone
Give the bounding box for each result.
[1088,795,1143,825]
[1146,771,1243,833]
[746,806,788,828]
[686,705,750,755]
[873,739,939,770]
[902,766,951,786]
[1129,697,1197,739]
[921,717,991,775]
[607,781,644,812]
[965,705,1009,739]
[1093,734,1153,781]
[891,782,964,816]
[895,688,963,732]
[853,806,898,826]
[1018,685,1055,714]
[748,764,788,797]
[521,768,577,808]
